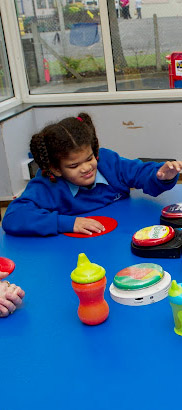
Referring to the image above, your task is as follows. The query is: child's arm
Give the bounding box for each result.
[2,176,77,236]
[156,161,182,180]
[2,201,105,236]
[2,200,76,236]
[98,149,181,198]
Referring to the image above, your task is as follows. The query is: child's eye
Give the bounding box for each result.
[69,165,78,169]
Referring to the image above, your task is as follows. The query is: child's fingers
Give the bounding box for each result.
[75,223,104,236]
[158,162,173,174]
[157,160,182,180]
[86,219,105,232]
[79,228,93,236]
[74,217,105,235]
[160,161,182,173]
[164,161,179,172]
[166,161,174,169]
[171,161,182,172]
[86,225,101,234]
[77,225,101,235]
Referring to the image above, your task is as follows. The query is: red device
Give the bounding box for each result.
[162,204,182,219]
[132,225,175,247]
[0,257,15,275]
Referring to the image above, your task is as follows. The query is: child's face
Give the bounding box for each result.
[52,144,98,186]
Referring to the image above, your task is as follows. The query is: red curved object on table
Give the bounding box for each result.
[63,216,118,238]
[0,257,15,274]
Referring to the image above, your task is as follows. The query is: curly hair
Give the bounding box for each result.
[30,113,99,182]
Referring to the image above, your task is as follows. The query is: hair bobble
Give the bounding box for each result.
[49,174,57,183]
[77,116,83,122]
[42,170,47,177]
[42,169,56,183]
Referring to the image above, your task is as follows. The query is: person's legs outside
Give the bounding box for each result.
[126,5,132,18]
[137,7,142,18]
[122,6,128,18]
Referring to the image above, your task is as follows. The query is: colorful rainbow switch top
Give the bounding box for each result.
[162,203,182,219]
[71,253,106,284]
[132,225,175,247]
[113,263,164,290]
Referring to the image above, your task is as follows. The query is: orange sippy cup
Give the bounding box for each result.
[71,253,109,325]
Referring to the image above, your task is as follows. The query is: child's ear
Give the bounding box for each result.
[50,167,62,177]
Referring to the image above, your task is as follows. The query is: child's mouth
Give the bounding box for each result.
[82,170,94,179]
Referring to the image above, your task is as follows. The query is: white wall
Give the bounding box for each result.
[0,126,12,197]
[34,103,182,159]
[0,108,37,199]
[1,102,182,199]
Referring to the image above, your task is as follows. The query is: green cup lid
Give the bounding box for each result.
[71,253,106,284]
[168,280,182,297]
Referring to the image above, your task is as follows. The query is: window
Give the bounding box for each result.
[2,0,182,102]
[0,15,14,102]
[107,0,181,91]
[36,0,46,9]
[15,0,107,94]
[48,0,56,8]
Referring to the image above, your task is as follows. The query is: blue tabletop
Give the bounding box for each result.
[1,186,182,410]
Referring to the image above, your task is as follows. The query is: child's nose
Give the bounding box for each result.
[80,163,92,173]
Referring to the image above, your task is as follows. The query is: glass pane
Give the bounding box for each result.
[48,0,56,7]
[15,0,107,94]
[36,0,46,9]
[0,16,14,102]
[108,0,182,91]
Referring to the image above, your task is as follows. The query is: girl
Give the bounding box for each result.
[2,112,182,237]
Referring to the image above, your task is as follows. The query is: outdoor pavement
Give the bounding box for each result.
[31,71,170,94]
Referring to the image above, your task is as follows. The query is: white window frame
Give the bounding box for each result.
[0,0,23,112]
[1,0,182,112]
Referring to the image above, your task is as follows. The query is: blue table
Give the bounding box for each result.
[1,186,182,410]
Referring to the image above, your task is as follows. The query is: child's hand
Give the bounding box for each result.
[157,161,182,180]
[0,281,25,317]
[74,217,105,236]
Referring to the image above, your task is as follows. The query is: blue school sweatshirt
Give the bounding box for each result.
[2,148,178,236]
